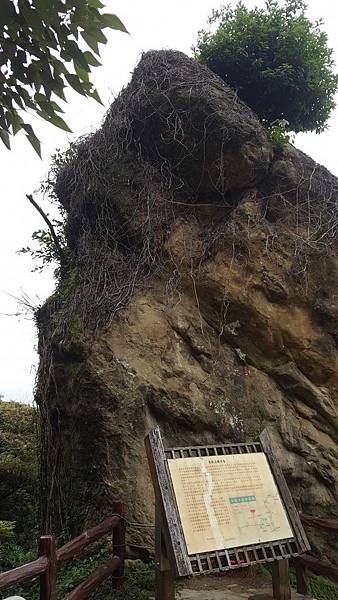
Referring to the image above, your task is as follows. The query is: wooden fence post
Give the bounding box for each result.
[272,559,291,600]
[295,559,308,595]
[112,501,126,589]
[39,535,56,600]
[155,504,175,600]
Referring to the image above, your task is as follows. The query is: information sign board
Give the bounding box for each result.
[167,453,293,555]
[145,426,310,600]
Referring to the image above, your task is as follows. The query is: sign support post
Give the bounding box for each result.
[145,427,310,600]
[272,558,291,600]
[155,504,175,600]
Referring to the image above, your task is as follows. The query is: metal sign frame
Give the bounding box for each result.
[145,427,310,600]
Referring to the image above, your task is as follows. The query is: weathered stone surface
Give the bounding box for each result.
[37,51,337,562]
[84,215,337,556]
[126,50,272,197]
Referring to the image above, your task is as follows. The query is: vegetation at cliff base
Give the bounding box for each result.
[194,0,338,133]
[0,541,155,600]
[0,401,38,546]
[259,562,338,600]
[0,400,154,599]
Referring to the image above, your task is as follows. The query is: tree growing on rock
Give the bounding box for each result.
[194,0,338,133]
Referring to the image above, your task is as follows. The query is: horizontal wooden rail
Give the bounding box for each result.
[0,505,126,600]
[56,515,121,563]
[63,556,121,599]
[293,497,338,594]
[299,512,338,533]
[298,554,338,582]
[293,497,338,534]
[0,556,48,590]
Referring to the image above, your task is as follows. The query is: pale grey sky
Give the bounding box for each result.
[0,0,337,403]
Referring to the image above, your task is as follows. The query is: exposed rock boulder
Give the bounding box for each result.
[36,50,338,561]
[121,50,272,196]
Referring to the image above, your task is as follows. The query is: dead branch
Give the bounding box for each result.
[26,193,67,270]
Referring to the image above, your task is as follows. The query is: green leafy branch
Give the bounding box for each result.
[0,0,128,156]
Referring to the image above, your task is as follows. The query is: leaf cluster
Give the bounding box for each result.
[268,118,294,150]
[0,0,128,155]
[194,0,338,132]
[0,520,15,541]
[18,146,72,275]
[19,218,67,273]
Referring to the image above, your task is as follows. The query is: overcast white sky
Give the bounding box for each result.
[0,0,337,403]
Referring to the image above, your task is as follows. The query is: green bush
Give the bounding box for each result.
[289,568,337,600]
[0,542,37,600]
[0,541,155,600]
[194,0,338,132]
[0,521,15,541]
[258,562,337,600]
[110,560,154,600]
[0,401,38,546]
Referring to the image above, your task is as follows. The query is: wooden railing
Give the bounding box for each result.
[0,502,126,600]
[294,498,338,594]
[1,496,337,598]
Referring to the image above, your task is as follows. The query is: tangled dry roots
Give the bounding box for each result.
[36,51,338,529]
[46,50,337,333]
[42,52,264,330]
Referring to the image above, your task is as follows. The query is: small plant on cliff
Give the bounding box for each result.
[19,215,67,274]
[194,0,338,133]
[268,118,294,150]
[18,145,74,276]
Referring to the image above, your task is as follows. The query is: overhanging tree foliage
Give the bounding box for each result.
[194,0,338,133]
[0,0,128,155]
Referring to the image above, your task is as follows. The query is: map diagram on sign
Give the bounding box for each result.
[167,453,293,555]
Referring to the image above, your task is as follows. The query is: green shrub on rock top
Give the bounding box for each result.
[194,0,338,133]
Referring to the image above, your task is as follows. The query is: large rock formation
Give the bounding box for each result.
[36,51,337,560]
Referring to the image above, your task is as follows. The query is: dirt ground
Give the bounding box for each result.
[182,567,270,591]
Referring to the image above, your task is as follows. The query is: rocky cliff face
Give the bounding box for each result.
[36,51,337,560]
